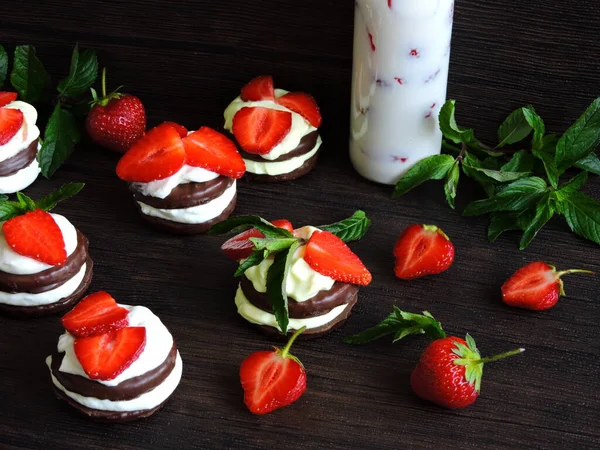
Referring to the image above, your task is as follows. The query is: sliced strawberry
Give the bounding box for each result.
[183,126,246,179]
[116,123,185,182]
[62,291,129,338]
[74,327,146,381]
[304,230,372,285]
[277,92,322,128]
[232,106,292,154]
[0,107,24,146]
[240,75,275,102]
[393,224,454,280]
[162,121,188,138]
[0,92,18,107]
[222,219,293,260]
[2,210,66,265]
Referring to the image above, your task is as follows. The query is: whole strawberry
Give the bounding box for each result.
[86,68,146,153]
[411,335,523,409]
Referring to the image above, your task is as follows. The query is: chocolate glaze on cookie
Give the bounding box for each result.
[0,139,38,177]
[240,131,319,163]
[131,177,234,209]
[245,151,319,183]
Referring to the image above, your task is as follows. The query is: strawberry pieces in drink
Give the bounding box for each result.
[232,106,292,155]
[62,291,130,338]
[2,210,67,265]
[240,75,275,102]
[277,92,322,128]
[162,121,188,138]
[183,127,246,179]
[0,92,18,107]
[304,230,372,286]
[221,219,293,260]
[0,107,24,146]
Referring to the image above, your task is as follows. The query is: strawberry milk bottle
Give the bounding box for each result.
[350,0,455,185]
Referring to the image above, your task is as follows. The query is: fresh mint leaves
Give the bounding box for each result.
[39,105,81,177]
[57,44,99,98]
[10,45,51,103]
[0,182,84,221]
[0,45,7,89]
[393,98,600,249]
[319,210,371,242]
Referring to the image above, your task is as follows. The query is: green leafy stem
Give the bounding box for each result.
[0,182,85,220]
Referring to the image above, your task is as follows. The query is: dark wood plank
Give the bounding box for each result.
[0,0,599,448]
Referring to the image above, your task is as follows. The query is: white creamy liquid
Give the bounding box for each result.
[350,0,454,185]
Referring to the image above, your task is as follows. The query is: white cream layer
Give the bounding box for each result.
[0,263,87,306]
[56,304,174,387]
[223,89,318,161]
[47,352,183,412]
[0,101,40,163]
[137,180,236,224]
[0,155,41,194]
[0,213,78,275]
[131,165,220,199]
[243,137,322,176]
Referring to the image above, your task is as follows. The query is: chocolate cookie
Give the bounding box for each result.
[0,139,38,177]
[245,151,319,183]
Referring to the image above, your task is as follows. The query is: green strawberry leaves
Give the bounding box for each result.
[0,182,84,221]
[319,210,371,242]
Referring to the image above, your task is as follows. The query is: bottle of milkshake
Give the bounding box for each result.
[350,0,455,185]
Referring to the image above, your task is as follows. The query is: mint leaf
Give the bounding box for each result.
[519,195,554,249]
[210,215,294,239]
[439,100,472,144]
[532,147,559,189]
[392,154,455,198]
[555,97,600,173]
[10,45,50,103]
[462,154,496,197]
[488,212,521,242]
[38,105,81,178]
[444,162,460,209]
[57,45,98,98]
[234,251,266,277]
[556,192,600,245]
[522,107,545,150]
[319,210,371,242]
[249,237,297,253]
[501,150,535,173]
[0,45,7,89]
[266,241,301,334]
[0,202,26,221]
[344,307,446,345]
[497,107,532,147]
[575,152,600,176]
[35,182,85,211]
[16,192,36,211]
[0,195,7,202]
[555,172,588,201]
[464,177,548,216]
[462,164,530,183]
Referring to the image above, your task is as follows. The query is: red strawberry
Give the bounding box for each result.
[240,326,307,414]
[116,123,185,182]
[232,106,292,154]
[2,210,66,265]
[221,219,293,260]
[304,230,372,285]
[0,91,18,107]
[501,261,593,311]
[278,92,322,128]
[62,291,129,338]
[0,107,24,146]
[183,127,246,179]
[162,121,188,138]
[74,327,146,381]
[411,335,524,409]
[240,75,275,102]
[85,69,146,153]
[393,224,454,280]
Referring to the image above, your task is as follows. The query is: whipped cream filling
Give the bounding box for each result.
[57,305,174,387]
[243,137,322,176]
[0,154,41,194]
[0,213,78,275]
[224,89,318,161]
[47,352,183,412]
[137,180,236,224]
[243,226,335,302]
[0,101,40,163]
[0,263,87,306]
[235,285,349,331]
[131,165,220,199]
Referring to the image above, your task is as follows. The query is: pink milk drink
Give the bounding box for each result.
[350,0,455,185]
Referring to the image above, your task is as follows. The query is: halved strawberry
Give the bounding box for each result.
[277,92,322,128]
[240,75,275,102]
[162,121,188,138]
[222,219,293,260]
[232,106,292,154]
[2,210,66,265]
[0,107,24,146]
[304,230,372,285]
[394,224,455,280]
[74,327,146,381]
[62,291,129,338]
[183,126,246,179]
[0,92,18,107]
[116,123,185,182]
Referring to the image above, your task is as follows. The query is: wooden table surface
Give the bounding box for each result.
[1,1,599,448]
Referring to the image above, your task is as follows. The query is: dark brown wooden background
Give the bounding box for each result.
[1,1,599,449]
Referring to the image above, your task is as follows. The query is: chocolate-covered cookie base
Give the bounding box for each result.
[0,139,38,177]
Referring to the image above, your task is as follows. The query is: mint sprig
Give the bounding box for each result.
[0,182,84,221]
[318,209,371,242]
[393,98,600,249]
[10,45,51,103]
[57,44,99,99]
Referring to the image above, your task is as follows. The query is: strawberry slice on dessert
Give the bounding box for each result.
[2,210,67,265]
[62,291,130,338]
[304,230,372,285]
[74,326,146,381]
[232,106,292,155]
[162,121,188,138]
[240,75,275,102]
[277,92,322,128]
[183,126,246,179]
[116,123,186,182]
[222,219,293,260]
[0,107,24,146]
[0,91,18,107]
